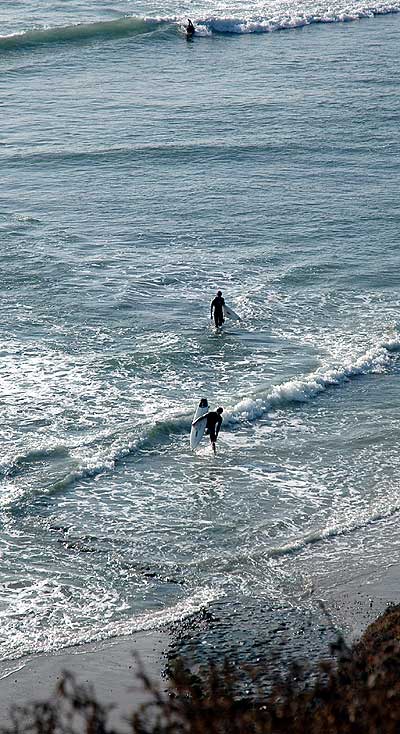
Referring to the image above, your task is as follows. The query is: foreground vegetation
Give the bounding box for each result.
[3,604,400,734]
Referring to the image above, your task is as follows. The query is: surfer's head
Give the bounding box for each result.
[217,407,223,414]
[217,290,222,296]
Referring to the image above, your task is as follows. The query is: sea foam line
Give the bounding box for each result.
[1,2,400,50]
[0,418,191,510]
[268,501,400,559]
[3,338,398,511]
[196,2,400,34]
[227,338,400,424]
[0,586,219,663]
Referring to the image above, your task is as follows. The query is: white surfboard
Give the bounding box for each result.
[223,304,241,322]
[190,398,209,450]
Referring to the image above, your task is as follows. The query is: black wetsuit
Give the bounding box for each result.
[211,295,225,328]
[205,411,223,443]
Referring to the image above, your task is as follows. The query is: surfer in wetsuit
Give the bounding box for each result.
[205,407,223,455]
[186,18,195,37]
[211,290,225,329]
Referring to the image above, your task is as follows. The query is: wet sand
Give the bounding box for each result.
[324,563,400,641]
[0,630,169,729]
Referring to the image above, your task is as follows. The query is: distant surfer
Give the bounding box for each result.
[205,407,223,454]
[211,290,225,330]
[186,18,195,37]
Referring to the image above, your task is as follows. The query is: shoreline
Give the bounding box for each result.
[0,630,169,729]
[0,564,399,726]
[324,563,400,642]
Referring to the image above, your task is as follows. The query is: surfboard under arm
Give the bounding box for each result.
[190,399,209,450]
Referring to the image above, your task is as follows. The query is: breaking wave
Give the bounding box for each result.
[1,2,400,51]
[0,16,170,51]
[227,338,400,423]
[195,2,400,35]
[3,337,398,513]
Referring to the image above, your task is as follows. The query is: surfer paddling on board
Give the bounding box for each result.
[186,18,195,37]
[211,290,225,330]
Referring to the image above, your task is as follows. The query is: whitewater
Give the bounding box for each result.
[2,1,400,45]
[1,0,400,667]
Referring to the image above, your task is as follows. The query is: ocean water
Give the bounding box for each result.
[1,0,400,667]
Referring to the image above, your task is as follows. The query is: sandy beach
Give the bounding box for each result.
[0,630,169,729]
[0,563,398,729]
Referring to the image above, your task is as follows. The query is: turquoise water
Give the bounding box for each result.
[1,1,400,663]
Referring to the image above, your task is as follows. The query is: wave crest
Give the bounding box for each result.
[0,16,169,50]
[227,339,399,423]
[2,3,400,50]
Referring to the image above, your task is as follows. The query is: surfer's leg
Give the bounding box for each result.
[209,429,216,453]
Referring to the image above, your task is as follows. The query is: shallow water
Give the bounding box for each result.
[1,1,400,662]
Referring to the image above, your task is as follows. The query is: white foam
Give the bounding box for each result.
[0,587,220,662]
[193,1,400,35]
[226,339,399,424]
[2,337,397,511]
